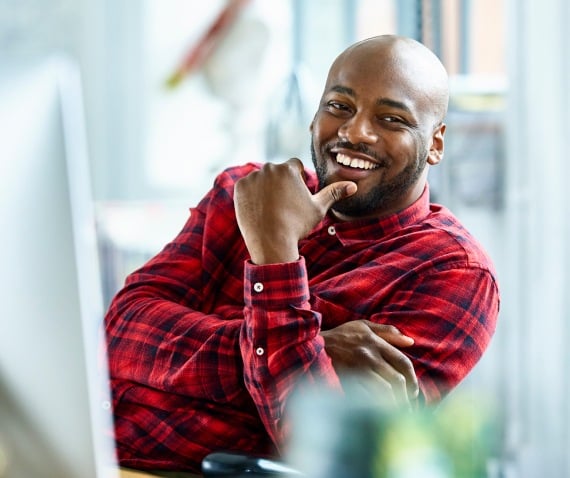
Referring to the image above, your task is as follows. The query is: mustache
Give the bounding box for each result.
[328,141,388,166]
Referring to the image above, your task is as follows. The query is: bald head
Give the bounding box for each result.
[327,35,449,126]
[310,34,449,219]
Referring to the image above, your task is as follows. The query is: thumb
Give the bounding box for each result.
[313,181,357,211]
[366,322,415,347]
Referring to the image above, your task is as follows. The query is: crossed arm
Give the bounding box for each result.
[233,158,419,405]
[105,160,497,459]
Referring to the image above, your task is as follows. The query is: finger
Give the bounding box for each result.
[365,322,415,347]
[351,342,414,407]
[372,361,411,407]
[357,324,418,400]
[283,157,306,179]
[340,372,397,409]
[381,345,419,401]
[312,181,357,212]
[285,157,306,179]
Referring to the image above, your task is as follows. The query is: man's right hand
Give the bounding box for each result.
[234,159,357,265]
[320,320,419,408]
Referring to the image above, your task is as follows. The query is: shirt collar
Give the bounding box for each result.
[318,184,432,244]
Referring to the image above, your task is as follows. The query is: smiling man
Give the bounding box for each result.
[105,35,499,476]
[310,35,448,220]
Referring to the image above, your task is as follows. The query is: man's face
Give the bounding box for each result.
[310,44,443,220]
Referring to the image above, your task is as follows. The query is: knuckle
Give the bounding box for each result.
[392,373,406,386]
[329,188,342,202]
[383,324,399,334]
[283,159,298,171]
[355,345,373,362]
[287,157,303,168]
[372,323,399,336]
[396,355,414,372]
[260,162,275,174]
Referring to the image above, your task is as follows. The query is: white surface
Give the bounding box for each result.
[0,56,117,478]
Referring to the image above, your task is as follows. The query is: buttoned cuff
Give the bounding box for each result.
[244,257,310,309]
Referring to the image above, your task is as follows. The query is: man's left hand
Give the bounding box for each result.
[321,320,419,408]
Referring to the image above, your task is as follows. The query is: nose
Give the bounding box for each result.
[338,113,379,144]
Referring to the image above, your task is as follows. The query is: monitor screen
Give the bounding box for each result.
[0,56,117,478]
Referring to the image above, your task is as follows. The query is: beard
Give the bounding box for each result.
[310,140,428,218]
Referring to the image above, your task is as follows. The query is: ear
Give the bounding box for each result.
[427,123,445,165]
[309,118,314,133]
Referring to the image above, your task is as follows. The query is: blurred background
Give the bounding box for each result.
[0,0,568,476]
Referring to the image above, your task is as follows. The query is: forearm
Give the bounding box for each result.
[105,190,248,401]
[239,258,341,447]
[105,278,246,401]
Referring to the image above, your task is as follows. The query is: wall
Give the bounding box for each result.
[503,0,570,475]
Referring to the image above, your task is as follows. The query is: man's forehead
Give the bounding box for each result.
[324,56,417,100]
[324,39,448,113]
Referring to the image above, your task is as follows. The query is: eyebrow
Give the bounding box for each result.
[329,85,413,115]
[330,85,355,96]
[376,98,413,115]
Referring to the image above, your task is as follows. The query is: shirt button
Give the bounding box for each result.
[253,282,264,293]
[256,347,265,356]
[327,226,336,236]
[102,400,111,410]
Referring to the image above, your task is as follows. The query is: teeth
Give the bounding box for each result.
[336,153,378,170]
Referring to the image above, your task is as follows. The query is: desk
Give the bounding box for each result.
[119,468,202,478]
[120,469,158,478]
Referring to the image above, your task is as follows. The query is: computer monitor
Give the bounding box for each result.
[0,56,117,478]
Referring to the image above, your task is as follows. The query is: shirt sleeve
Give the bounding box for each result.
[104,168,248,404]
[372,263,499,404]
[239,257,342,448]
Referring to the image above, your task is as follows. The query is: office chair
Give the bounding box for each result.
[202,451,304,477]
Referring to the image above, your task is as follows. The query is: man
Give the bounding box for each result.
[105,35,499,475]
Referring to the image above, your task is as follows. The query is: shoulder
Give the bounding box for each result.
[214,162,263,188]
[421,203,497,277]
[200,163,264,206]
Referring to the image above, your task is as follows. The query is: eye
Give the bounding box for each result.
[378,115,413,129]
[326,101,352,114]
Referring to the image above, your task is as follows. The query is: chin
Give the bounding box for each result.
[332,194,382,218]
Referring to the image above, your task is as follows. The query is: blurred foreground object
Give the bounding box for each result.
[286,380,498,478]
[0,55,116,478]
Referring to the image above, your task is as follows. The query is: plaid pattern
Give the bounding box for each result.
[105,163,499,473]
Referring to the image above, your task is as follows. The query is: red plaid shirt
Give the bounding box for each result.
[105,163,499,473]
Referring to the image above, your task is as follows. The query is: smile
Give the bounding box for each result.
[336,153,380,170]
